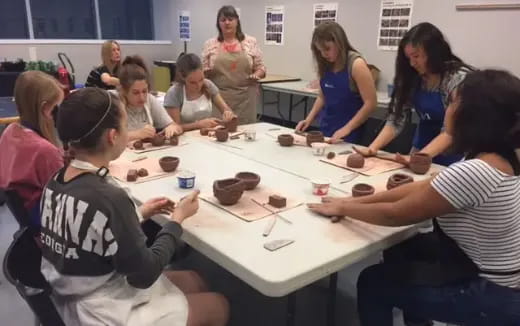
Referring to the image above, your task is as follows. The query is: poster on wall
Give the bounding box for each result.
[178,11,191,41]
[377,0,414,51]
[313,3,338,28]
[265,5,284,46]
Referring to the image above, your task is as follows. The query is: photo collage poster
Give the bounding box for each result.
[265,5,285,46]
[377,0,414,51]
[179,11,191,41]
[313,3,338,28]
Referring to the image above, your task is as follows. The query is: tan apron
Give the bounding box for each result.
[211,45,258,125]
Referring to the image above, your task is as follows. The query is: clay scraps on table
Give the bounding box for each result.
[201,186,302,222]
[109,157,177,183]
[267,131,331,147]
[127,138,188,154]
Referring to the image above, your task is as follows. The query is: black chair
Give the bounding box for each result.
[3,227,65,326]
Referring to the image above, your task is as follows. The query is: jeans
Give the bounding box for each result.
[357,263,520,326]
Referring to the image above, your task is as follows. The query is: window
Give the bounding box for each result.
[98,0,153,40]
[0,0,29,38]
[30,0,96,39]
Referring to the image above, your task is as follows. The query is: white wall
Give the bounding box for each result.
[159,0,520,90]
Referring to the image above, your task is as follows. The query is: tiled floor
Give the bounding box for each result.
[0,203,419,326]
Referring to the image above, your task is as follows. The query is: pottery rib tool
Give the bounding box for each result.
[340,173,360,184]
[250,198,293,225]
[131,156,148,162]
[263,216,277,237]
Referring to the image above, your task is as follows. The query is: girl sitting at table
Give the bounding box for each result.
[164,53,236,132]
[117,55,182,141]
[295,22,376,144]
[309,69,520,326]
[40,87,229,326]
[0,71,64,227]
[85,40,122,90]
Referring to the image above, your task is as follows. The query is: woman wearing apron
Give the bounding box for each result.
[295,22,376,144]
[358,23,471,166]
[202,5,266,125]
[164,53,236,131]
[310,69,520,326]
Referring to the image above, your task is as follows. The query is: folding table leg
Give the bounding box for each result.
[286,292,296,326]
[288,94,294,125]
[327,272,338,326]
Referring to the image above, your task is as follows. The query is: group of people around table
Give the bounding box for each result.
[0,4,519,326]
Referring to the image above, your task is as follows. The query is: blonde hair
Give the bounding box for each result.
[14,71,62,145]
[101,40,121,75]
[311,22,357,78]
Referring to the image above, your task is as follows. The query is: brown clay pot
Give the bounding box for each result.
[347,153,365,168]
[306,131,324,146]
[215,128,229,142]
[159,156,180,172]
[151,134,166,146]
[213,178,246,205]
[235,172,261,190]
[386,173,414,190]
[409,152,432,175]
[138,168,149,177]
[200,128,210,136]
[352,183,375,197]
[169,135,179,146]
[278,134,294,147]
[224,117,239,132]
[133,140,144,149]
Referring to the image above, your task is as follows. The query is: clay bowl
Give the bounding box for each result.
[215,128,229,142]
[306,131,324,146]
[151,134,166,147]
[213,178,246,205]
[386,173,414,190]
[351,183,375,197]
[159,156,180,172]
[133,140,144,150]
[409,152,432,175]
[278,134,294,147]
[169,135,179,146]
[347,153,365,168]
[224,117,239,132]
[235,172,261,190]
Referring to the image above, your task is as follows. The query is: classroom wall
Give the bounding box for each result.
[158,0,520,91]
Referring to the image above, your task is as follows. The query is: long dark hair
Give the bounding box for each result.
[452,70,520,174]
[216,5,245,42]
[311,22,358,78]
[390,22,469,120]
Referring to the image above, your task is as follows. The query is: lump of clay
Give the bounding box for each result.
[386,173,413,190]
[268,195,287,208]
[306,131,324,146]
[133,140,144,150]
[127,169,138,182]
[224,117,238,132]
[347,153,365,168]
[159,156,180,172]
[169,135,179,146]
[215,128,229,142]
[213,178,246,205]
[278,134,294,147]
[351,183,375,197]
[409,152,432,175]
[327,152,336,160]
[138,168,149,177]
[151,134,166,146]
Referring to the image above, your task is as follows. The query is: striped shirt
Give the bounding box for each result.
[432,159,520,288]
[85,65,116,90]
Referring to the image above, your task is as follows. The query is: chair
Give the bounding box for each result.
[3,227,65,326]
[4,189,35,230]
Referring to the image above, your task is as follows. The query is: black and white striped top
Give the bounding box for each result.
[85,65,116,90]
[432,159,520,288]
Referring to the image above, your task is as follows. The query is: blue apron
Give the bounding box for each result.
[319,69,364,143]
[412,89,462,166]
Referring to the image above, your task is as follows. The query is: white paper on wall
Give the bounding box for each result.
[313,3,338,28]
[377,0,414,51]
[265,5,285,46]
[178,10,191,41]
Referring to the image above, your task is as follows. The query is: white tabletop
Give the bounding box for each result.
[122,123,434,297]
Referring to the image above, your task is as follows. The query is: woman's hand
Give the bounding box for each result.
[395,153,411,166]
[329,128,348,144]
[222,110,236,122]
[171,191,200,224]
[353,145,376,157]
[138,124,156,140]
[139,197,176,219]
[197,118,220,129]
[295,119,311,133]
[307,202,345,218]
[164,123,183,138]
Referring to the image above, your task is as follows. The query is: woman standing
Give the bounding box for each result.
[164,53,236,131]
[202,5,266,125]
[85,40,121,90]
[358,23,472,166]
[295,22,376,143]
